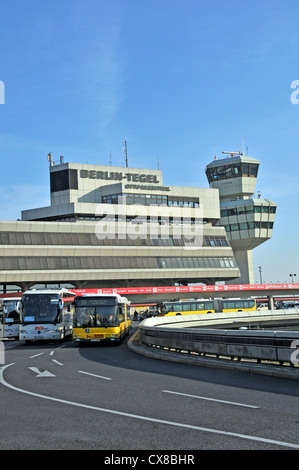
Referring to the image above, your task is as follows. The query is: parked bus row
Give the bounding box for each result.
[1,289,297,344]
[157,298,257,316]
[0,289,132,345]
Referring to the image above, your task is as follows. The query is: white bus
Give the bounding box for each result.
[19,289,75,343]
[0,297,21,339]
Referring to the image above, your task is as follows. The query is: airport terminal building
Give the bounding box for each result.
[0,151,277,293]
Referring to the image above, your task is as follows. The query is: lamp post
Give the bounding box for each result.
[258,266,263,284]
[289,273,296,283]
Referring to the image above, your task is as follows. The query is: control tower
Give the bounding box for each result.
[205,152,277,284]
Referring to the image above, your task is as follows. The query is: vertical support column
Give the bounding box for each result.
[267,296,274,310]
[226,250,254,284]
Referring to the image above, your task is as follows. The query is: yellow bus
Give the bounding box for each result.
[158,298,256,316]
[73,294,131,344]
[221,298,256,312]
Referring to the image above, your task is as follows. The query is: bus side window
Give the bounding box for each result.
[118,305,123,322]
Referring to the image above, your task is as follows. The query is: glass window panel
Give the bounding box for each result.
[182,303,191,311]
[19,258,26,270]
[9,233,17,244]
[25,258,34,270]
[68,258,76,269]
[250,164,258,177]
[4,259,12,269]
[234,164,241,174]
[15,233,24,244]
[241,163,249,175]
[1,233,9,244]
[33,258,42,269]
[11,258,19,269]
[40,258,49,269]
[58,233,67,244]
[61,258,68,269]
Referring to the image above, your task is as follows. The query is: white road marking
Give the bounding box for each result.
[1,363,298,449]
[78,370,112,381]
[162,390,259,409]
[29,367,55,378]
[52,359,63,366]
[30,353,44,359]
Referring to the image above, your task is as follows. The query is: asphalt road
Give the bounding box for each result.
[1,323,299,452]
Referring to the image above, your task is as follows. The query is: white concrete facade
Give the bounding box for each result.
[0,160,241,292]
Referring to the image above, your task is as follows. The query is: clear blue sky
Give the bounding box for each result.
[0,0,298,284]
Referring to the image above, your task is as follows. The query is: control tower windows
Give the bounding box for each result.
[206,162,259,183]
[221,205,276,217]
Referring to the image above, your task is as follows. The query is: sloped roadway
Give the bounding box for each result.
[1,322,299,451]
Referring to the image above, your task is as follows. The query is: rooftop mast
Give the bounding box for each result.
[123,141,128,167]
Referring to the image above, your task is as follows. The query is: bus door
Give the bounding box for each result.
[213,299,223,313]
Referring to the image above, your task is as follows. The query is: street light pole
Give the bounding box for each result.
[289,273,296,283]
[258,266,263,284]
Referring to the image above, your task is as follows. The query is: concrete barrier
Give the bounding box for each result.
[138,309,299,367]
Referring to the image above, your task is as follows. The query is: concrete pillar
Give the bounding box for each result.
[267,296,274,310]
[226,250,254,284]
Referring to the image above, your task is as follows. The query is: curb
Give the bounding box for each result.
[127,330,299,381]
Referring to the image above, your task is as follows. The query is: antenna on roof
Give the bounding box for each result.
[123,141,128,167]
[222,151,244,158]
[213,139,216,159]
[47,152,53,166]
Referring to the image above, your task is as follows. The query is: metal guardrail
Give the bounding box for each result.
[138,309,299,367]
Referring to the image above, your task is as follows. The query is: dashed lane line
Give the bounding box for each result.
[1,363,299,450]
[162,390,260,409]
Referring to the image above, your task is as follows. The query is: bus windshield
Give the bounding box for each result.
[22,293,61,324]
[4,300,20,324]
[74,297,118,328]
